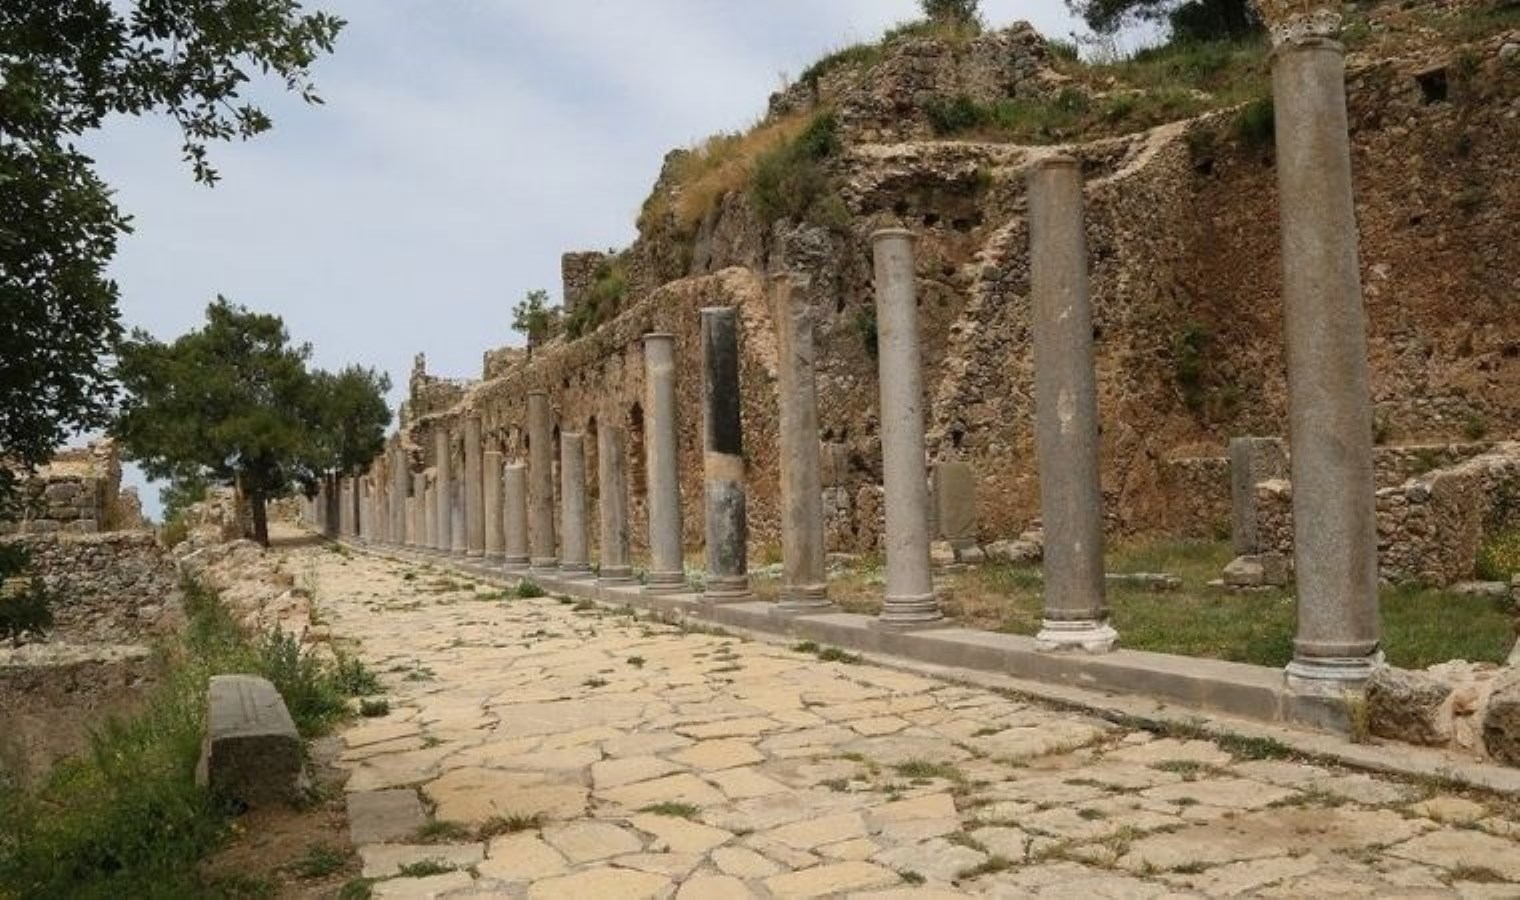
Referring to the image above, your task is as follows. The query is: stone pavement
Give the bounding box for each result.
[298,545,1520,899]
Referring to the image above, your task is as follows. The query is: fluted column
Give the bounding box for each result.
[700,308,751,602]
[871,229,941,629]
[464,415,484,558]
[527,391,558,574]
[503,461,531,571]
[559,433,592,578]
[771,274,835,616]
[643,333,686,594]
[484,449,504,563]
[1261,1,1381,690]
[434,428,452,554]
[1028,156,1117,653]
[597,421,635,584]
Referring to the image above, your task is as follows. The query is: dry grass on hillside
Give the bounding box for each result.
[640,113,810,236]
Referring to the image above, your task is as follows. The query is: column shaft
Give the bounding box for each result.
[392,445,409,546]
[597,423,635,583]
[423,477,437,552]
[528,392,558,572]
[410,473,425,549]
[504,462,531,570]
[484,450,504,563]
[464,416,484,557]
[871,230,941,628]
[772,274,833,615]
[434,429,452,554]
[643,334,686,594]
[700,307,751,602]
[1273,30,1380,688]
[559,433,592,577]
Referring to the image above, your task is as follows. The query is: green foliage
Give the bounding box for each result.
[1233,95,1275,148]
[639,802,700,819]
[1462,412,1490,441]
[0,1,344,515]
[1171,321,1211,412]
[1067,0,1260,42]
[0,576,364,897]
[920,0,983,30]
[292,843,348,879]
[925,94,991,135]
[514,580,546,599]
[359,698,390,718]
[113,299,389,545]
[0,575,52,645]
[565,255,630,340]
[854,306,880,361]
[749,113,842,225]
[799,44,885,89]
[1476,528,1520,582]
[511,289,563,351]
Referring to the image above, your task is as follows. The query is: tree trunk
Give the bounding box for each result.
[251,491,270,546]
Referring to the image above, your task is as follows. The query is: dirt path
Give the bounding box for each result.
[293,543,1519,898]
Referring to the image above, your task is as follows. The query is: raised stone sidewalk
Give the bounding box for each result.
[300,545,1520,899]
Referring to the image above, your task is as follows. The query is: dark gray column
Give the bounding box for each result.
[559,433,592,579]
[464,416,484,557]
[503,461,530,571]
[871,229,942,629]
[643,333,686,594]
[483,449,504,563]
[1028,156,1117,653]
[700,307,751,602]
[434,428,451,554]
[1267,7,1381,690]
[528,391,558,574]
[597,422,635,584]
[771,274,834,616]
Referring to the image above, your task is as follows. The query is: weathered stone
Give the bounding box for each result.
[347,788,427,844]
[558,432,592,579]
[771,274,833,616]
[359,842,484,878]
[1481,668,1520,766]
[700,307,751,602]
[932,461,977,548]
[196,674,306,807]
[1366,666,1455,746]
[1223,553,1291,588]
[643,334,685,594]
[527,391,558,573]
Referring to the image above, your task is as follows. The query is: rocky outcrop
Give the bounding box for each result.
[1484,669,1520,766]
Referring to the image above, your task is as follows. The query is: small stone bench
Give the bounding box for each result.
[196,674,306,806]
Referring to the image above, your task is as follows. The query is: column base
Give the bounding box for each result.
[598,565,636,586]
[483,552,504,564]
[558,563,594,581]
[529,558,559,577]
[503,556,530,572]
[1285,652,1381,695]
[643,571,688,595]
[772,584,837,618]
[1035,618,1119,653]
[874,593,946,631]
[703,575,752,604]
[466,549,484,559]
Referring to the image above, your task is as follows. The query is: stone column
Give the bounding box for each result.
[871,229,942,629]
[1229,437,1289,557]
[1028,156,1117,653]
[700,307,751,602]
[1263,2,1381,690]
[503,461,531,571]
[597,422,635,584]
[410,473,425,550]
[483,449,504,563]
[464,415,484,558]
[392,445,409,547]
[450,476,465,556]
[559,433,592,579]
[643,333,686,594]
[771,274,834,616]
[434,428,452,554]
[527,391,558,573]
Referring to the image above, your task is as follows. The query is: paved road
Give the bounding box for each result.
[297,544,1520,899]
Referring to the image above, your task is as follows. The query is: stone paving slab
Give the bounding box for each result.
[297,545,1520,898]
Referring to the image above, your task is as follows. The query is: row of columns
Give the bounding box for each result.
[331,8,1377,692]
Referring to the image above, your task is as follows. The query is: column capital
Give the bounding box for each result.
[1253,1,1342,47]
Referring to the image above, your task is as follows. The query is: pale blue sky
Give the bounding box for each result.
[89,1,1088,518]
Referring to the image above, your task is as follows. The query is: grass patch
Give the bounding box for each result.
[414,820,473,843]
[0,578,370,897]
[1380,583,1514,669]
[749,112,845,227]
[626,656,645,668]
[893,760,966,783]
[477,814,543,838]
[958,854,1015,879]
[396,859,456,878]
[291,842,347,879]
[514,580,546,599]
[1476,527,1520,582]
[639,802,700,819]
[358,698,390,718]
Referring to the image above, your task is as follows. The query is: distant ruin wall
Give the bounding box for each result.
[1,532,182,642]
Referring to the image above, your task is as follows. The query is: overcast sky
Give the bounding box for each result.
[90,0,1087,518]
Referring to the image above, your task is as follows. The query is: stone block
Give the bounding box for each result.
[1482,669,1520,766]
[1222,553,1290,588]
[197,674,306,806]
[985,539,1041,564]
[1366,667,1454,747]
[932,461,977,547]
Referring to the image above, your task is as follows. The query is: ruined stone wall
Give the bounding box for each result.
[1,441,127,535]
[1,532,182,643]
[1255,443,1520,585]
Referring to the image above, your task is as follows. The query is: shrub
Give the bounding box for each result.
[1172,322,1211,412]
[925,94,989,135]
[854,306,879,361]
[749,113,841,224]
[1476,528,1520,582]
[1233,95,1274,148]
[514,580,546,599]
[0,577,52,645]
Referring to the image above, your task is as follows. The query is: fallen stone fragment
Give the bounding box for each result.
[1365,666,1454,746]
[196,673,306,807]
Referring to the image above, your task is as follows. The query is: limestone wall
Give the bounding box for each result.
[1,441,127,535]
[0,532,182,643]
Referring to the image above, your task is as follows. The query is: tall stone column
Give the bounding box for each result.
[700,307,751,602]
[503,461,531,571]
[1028,156,1117,653]
[410,473,425,550]
[559,433,593,579]
[643,333,686,594]
[597,421,635,584]
[527,391,558,574]
[1262,1,1381,690]
[483,449,504,563]
[464,415,484,558]
[392,445,409,547]
[771,274,834,616]
[423,477,437,552]
[450,476,465,556]
[434,428,452,554]
[871,229,941,629]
